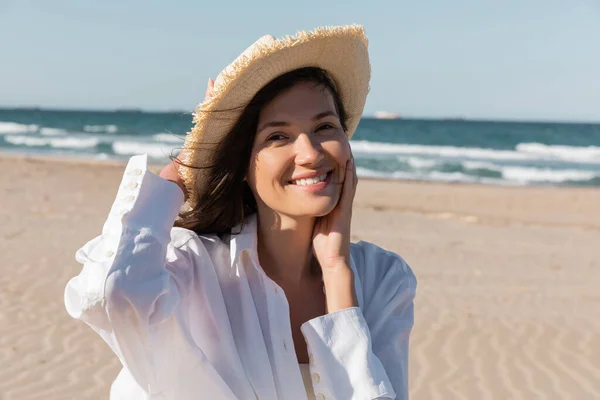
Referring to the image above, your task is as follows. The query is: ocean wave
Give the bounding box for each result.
[500,166,598,183]
[39,127,68,136]
[461,160,501,170]
[0,122,38,134]
[5,135,100,149]
[352,141,531,161]
[112,141,179,159]
[351,140,600,164]
[403,156,440,169]
[516,142,600,163]
[357,162,599,185]
[460,160,599,183]
[355,166,507,185]
[83,124,118,133]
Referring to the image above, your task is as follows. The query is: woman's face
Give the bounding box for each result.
[247,81,351,219]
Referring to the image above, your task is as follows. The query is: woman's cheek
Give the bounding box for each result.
[326,138,351,168]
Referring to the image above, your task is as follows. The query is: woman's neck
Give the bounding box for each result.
[256,210,317,286]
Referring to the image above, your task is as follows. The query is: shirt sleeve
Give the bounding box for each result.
[300,243,417,400]
[64,154,188,394]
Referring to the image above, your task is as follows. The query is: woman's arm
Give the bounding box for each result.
[301,243,417,400]
[64,154,189,393]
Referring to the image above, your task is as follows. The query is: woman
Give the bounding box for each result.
[65,25,416,400]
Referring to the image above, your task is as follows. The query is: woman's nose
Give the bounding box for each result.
[294,134,324,166]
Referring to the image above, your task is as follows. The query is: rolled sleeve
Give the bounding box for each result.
[301,307,395,400]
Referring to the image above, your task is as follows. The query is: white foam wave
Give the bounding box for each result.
[516,142,600,163]
[152,133,185,143]
[352,140,531,161]
[112,141,179,159]
[40,127,68,136]
[358,161,599,185]
[403,156,440,169]
[0,122,38,134]
[352,140,600,164]
[5,135,99,149]
[460,160,598,183]
[83,124,118,133]
[501,166,598,183]
[461,160,501,170]
[355,167,507,185]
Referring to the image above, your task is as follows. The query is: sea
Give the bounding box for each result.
[1,108,600,187]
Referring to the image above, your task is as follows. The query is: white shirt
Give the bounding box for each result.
[64,154,417,400]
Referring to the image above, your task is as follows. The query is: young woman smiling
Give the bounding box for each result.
[65,26,417,400]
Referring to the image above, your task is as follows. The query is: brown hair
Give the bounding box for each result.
[174,67,348,236]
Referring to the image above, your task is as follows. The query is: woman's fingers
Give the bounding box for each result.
[205,78,215,99]
[339,156,357,211]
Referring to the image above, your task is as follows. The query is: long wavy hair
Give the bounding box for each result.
[173,67,348,236]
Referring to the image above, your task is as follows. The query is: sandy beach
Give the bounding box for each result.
[1,153,599,400]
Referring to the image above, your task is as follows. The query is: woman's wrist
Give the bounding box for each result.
[322,264,358,313]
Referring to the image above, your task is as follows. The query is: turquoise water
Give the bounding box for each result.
[1,108,599,186]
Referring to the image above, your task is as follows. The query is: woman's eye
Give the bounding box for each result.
[267,133,286,142]
[317,123,336,131]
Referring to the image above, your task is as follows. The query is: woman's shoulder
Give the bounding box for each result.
[350,241,417,294]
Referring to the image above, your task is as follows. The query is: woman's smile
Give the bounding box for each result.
[287,170,334,193]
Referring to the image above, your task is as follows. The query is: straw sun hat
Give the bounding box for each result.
[180,24,371,206]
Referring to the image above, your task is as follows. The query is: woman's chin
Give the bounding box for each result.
[290,201,338,218]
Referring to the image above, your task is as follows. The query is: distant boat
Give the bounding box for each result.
[373,111,401,120]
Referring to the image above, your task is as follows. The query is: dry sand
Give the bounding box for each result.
[1,154,599,399]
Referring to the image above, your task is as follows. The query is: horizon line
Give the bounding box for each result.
[0,106,598,126]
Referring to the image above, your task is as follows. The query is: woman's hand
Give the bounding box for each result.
[312,154,358,312]
[159,157,189,201]
[311,155,357,271]
[159,79,214,201]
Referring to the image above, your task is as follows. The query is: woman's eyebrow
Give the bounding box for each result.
[311,110,338,121]
[257,110,339,133]
[257,120,290,134]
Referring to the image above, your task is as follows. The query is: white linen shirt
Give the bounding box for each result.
[64,154,417,400]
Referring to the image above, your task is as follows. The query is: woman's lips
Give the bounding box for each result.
[288,171,333,193]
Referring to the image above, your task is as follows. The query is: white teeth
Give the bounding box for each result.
[292,174,327,186]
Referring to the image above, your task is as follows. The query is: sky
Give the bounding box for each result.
[1,0,599,122]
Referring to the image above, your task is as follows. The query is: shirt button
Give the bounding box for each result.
[316,393,325,400]
[127,169,143,176]
[308,353,314,365]
[124,181,139,189]
[106,250,115,258]
[312,372,320,383]
[122,195,136,202]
